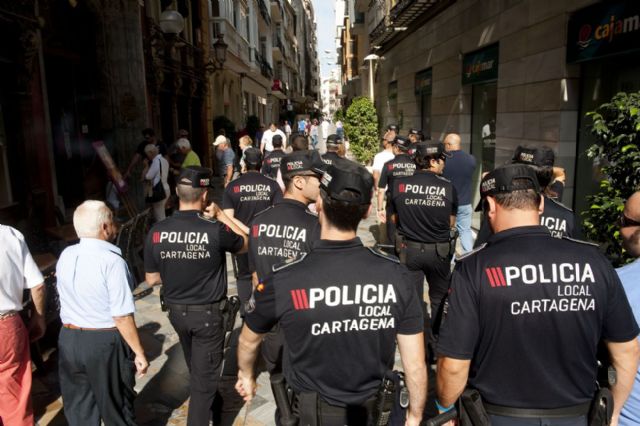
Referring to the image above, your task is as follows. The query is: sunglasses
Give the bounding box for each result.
[619,213,640,228]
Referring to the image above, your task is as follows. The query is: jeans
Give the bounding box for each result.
[456,204,473,254]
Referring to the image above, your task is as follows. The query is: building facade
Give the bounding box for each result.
[346,0,640,217]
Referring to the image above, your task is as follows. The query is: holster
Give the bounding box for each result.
[220,296,240,335]
[159,287,167,312]
[588,388,613,426]
[395,233,407,264]
[371,372,396,426]
[270,373,298,426]
[297,392,319,426]
[458,389,490,426]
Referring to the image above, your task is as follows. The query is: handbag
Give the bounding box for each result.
[145,159,166,203]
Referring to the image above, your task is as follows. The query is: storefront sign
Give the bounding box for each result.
[462,44,499,85]
[567,0,640,63]
[415,68,432,95]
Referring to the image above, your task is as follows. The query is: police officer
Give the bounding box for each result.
[222,148,282,312]
[237,163,427,426]
[389,142,457,359]
[144,166,248,426]
[377,135,416,245]
[247,150,324,374]
[436,164,640,426]
[261,135,286,179]
[406,129,420,159]
[474,145,576,246]
[321,134,352,167]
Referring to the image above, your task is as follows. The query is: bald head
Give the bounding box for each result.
[444,133,461,152]
[621,191,640,257]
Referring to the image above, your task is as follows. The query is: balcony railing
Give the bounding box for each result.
[258,0,271,26]
[254,50,273,79]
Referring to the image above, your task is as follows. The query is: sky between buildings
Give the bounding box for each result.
[311,0,338,80]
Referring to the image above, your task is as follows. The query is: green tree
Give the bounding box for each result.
[333,108,345,123]
[344,97,379,164]
[582,91,640,266]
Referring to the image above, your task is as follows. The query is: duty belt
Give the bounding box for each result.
[166,301,223,312]
[483,401,591,418]
[402,238,449,249]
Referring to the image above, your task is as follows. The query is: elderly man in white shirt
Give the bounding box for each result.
[0,225,46,426]
[56,200,148,426]
[260,122,287,154]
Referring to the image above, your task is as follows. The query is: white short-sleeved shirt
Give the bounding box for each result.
[56,238,136,328]
[0,225,44,314]
[372,150,395,173]
[261,129,287,152]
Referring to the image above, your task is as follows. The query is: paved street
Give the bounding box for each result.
[31,173,413,426]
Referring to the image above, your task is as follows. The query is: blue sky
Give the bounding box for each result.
[311,0,337,79]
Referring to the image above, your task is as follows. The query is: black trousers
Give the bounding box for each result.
[402,242,453,361]
[58,327,136,426]
[489,415,587,425]
[169,307,225,426]
[386,204,397,246]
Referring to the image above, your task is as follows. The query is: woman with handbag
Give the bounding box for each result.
[143,144,169,221]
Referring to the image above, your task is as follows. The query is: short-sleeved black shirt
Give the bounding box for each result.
[474,195,576,247]
[248,199,320,281]
[377,154,416,197]
[261,150,286,179]
[389,170,458,243]
[222,172,282,225]
[321,151,355,168]
[144,210,244,304]
[136,141,168,157]
[438,226,639,409]
[245,238,423,406]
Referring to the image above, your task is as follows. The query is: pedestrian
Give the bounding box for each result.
[321,118,330,148]
[261,123,287,154]
[143,144,170,222]
[377,134,416,245]
[261,135,286,179]
[237,162,427,426]
[284,120,292,140]
[390,142,457,364]
[125,128,168,179]
[177,138,201,168]
[618,191,640,426]
[336,119,344,139]
[144,166,248,426]
[0,225,46,426]
[436,164,640,426]
[310,119,319,149]
[222,148,282,313]
[321,134,353,167]
[56,200,148,426]
[237,135,254,174]
[371,137,395,190]
[213,135,236,188]
[247,150,324,373]
[298,117,306,135]
[474,145,575,246]
[442,133,477,254]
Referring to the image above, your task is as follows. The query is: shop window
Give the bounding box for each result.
[471,83,497,173]
[415,68,432,138]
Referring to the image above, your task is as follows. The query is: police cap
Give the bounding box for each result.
[326,134,344,145]
[178,166,213,188]
[511,146,555,167]
[408,128,419,136]
[393,136,411,151]
[414,142,451,160]
[244,147,262,165]
[281,150,327,177]
[475,164,540,211]
[320,163,373,205]
[387,124,398,132]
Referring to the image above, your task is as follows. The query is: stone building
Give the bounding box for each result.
[347,0,640,216]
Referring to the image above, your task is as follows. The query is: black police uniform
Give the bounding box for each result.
[262,149,286,179]
[222,167,282,309]
[245,164,423,425]
[378,139,416,245]
[437,165,639,425]
[143,167,244,426]
[321,151,344,166]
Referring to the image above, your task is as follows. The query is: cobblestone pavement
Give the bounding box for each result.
[32,164,437,426]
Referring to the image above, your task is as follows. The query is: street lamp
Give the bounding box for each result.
[364,54,379,102]
[206,34,228,72]
[159,10,185,34]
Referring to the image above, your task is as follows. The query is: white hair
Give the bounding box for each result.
[176,138,191,149]
[73,200,113,238]
[144,143,159,156]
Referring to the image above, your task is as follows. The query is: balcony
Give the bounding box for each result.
[254,50,273,79]
[211,17,251,68]
[271,79,288,100]
[257,0,271,26]
[270,0,283,23]
[272,32,284,61]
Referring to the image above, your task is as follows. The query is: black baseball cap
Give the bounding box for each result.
[326,134,344,145]
[408,128,419,136]
[178,166,213,188]
[280,150,327,177]
[415,142,451,160]
[475,164,540,211]
[511,146,555,167]
[244,147,262,165]
[320,163,373,205]
[393,136,411,150]
[387,124,398,132]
